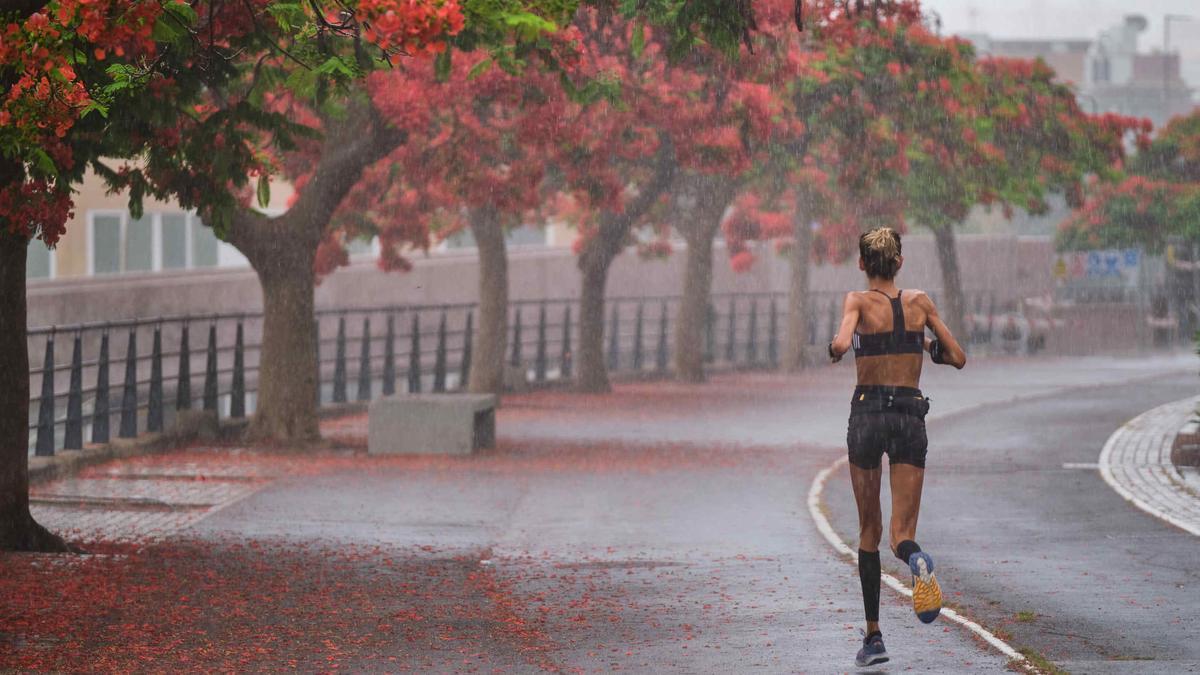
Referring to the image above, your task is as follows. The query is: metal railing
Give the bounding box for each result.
[28,288,1015,457]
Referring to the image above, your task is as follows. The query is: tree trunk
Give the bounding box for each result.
[673,175,736,382]
[573,137,678,393]
[0,229,69,552]
[932,225,968,343]
[575,254,613,393]
[467,208,509,396]
[249,245,320,443]
[784,214,814,372]
[225,96,404,444]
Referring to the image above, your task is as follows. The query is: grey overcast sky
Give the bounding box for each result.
[921,0,1200,50]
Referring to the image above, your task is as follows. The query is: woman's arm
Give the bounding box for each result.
[828,292,860,363]
[918,293,966,369]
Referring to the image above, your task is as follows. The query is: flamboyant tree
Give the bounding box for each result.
[903,54,1144,340]
[116,0,770,439]
[719,0,925,370]
[0,0,314,552]
[1060,110,1200,252]
[314,47,577,395]
[0,0,362,551]
[0,0,586,549]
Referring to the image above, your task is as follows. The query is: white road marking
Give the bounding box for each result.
[1062,462,1100,470]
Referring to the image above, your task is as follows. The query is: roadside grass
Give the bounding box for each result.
[1016,647,1068,675]
[1015,610,1037,623]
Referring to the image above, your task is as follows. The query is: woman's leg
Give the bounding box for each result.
[888,463,924,555]
[889,462,943,623]
[850,464,883,634]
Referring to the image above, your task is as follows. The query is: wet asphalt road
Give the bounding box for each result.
[825,371,1200,673]
[198,352,1197,673]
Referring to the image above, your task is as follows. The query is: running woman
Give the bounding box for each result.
[827,227,966,667]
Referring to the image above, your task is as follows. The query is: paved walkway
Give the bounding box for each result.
[4,351,1196,673]
[1099,396,1200,537]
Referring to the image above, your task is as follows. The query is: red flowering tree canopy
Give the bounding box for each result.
[1061,109,1200,252]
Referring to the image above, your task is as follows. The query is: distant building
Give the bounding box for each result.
[1084,15,1194,127]
[964,15,1195,129]
[963,34,1091,86]
[27,170,566,281]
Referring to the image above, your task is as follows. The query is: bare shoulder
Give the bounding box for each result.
[904,289,935,308]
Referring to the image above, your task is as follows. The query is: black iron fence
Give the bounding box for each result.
[28,289,1014,457]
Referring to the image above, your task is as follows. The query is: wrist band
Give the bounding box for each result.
[929,339,946,364]
[827,342,836,359]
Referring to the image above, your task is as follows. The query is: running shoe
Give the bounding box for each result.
[908,551,942,624]
[855,629,889,667]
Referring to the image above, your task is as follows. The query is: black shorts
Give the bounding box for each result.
[846,385,930,470]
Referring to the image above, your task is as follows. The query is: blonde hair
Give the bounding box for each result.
[858,227,902,279]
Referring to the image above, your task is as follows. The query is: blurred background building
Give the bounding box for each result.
[966,13,1197,127]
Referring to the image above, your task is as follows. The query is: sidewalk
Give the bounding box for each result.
[4,352,1195,672]
[1098,395,1200,537]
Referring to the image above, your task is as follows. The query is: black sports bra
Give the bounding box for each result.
[852,289,925,357]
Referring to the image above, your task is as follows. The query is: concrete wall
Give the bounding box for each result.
[27,233,1056,329]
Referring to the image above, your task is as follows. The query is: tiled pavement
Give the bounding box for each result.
[30,452,280,544]
[1098,395,1200,537]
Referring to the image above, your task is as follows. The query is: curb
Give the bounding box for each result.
[1097,396,1200,538]
[28,402,368,486]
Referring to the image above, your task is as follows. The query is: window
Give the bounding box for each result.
[190,215,219,268]
[444,225,548,249]
[26,239,53,279]
[161,213,188,269]
[92,213,122,274]
[89,210,223,275]
[125,215,154,272]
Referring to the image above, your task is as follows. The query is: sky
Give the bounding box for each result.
[922,0,1200,84]
[922,0,1200,49]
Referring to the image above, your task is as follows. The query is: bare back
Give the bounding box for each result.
[851,289,929,388]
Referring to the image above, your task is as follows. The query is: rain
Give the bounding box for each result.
[1,0,1197,671]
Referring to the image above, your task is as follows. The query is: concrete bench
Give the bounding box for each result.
[368,394,496,455]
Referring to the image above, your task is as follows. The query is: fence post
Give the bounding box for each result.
[177,322,191,410]
[460,311,473,390]
[333,316,347,403]
[231,321,246,418]
[203,323,218,412]
[746,299,759,365]
[383,314,396,396]
[767,299,779,368]
[357,317,372,401]
[119,327,138,438]
[64,331,83,450]
[433,311,448,392]
[656,302,669,372]
[510,307,523,368]
[607,303,620,371]
[725,297,737,363]
[828,298,839,342]
[35,329,55,456]
[705,302,716,363]
[92,330,110,444]
[408,313,422,393]
[148,324,164,432]
[807,308,818,345]
[535,304,548,382]
[560,304,573,379]
[632,303,645,371]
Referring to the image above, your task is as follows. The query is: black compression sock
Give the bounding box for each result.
[896,540,921,564]
[858,550,881,623]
